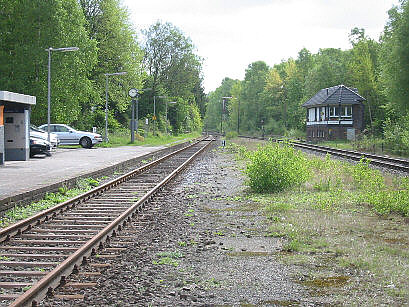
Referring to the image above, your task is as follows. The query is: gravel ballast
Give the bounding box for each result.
[42,145,317,306]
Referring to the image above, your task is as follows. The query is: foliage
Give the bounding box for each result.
[245,143,311,193]
[140,21,205,134]
[0,0,98,125]
[78,0,144,130]
[381,1,409,116]
[383,115,409,155]
[205,3,409,140]
[0,2,202,134]
[204,77,240,132]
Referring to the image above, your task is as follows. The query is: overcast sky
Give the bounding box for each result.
[124,0,399,93]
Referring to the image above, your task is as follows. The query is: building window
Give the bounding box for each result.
[308,108,315,122]
[341,106,352,117]
[329,106,339,118]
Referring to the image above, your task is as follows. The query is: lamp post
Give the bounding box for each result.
[166,101,177,135]
[45,46,79,142]
[104,71,127,142]
[221,97,232,135]
[129,88,152,143]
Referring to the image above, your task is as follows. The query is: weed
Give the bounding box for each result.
[245,143,311,193]
[0,177,100,228]
[22,286,31,292]
[156,251,184,259]
[178,241,187,247]
[153,251,184,267]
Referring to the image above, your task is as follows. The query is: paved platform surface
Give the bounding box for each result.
[0,145,165,202]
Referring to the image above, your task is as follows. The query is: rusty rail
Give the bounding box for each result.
[1,138,213,306]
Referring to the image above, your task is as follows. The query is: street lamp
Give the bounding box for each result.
[221,97,232,135]
[104,71,127,142]
[45,46,79,142]
[129,88,151,143]
[166,101,177,135]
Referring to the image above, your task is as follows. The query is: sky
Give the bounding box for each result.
[124,0,400,93]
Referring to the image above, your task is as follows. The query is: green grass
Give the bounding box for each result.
[0,177,101,228]
[96,130,201,148]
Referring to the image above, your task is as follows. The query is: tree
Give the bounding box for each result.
[240,61,270,133]
[0,0,98,125]
[79,0,144,130]
[348,28,385,134]
[381,1,409,116]
[141,21,205,133]
[304,48,350,99]
[204,78,238,132]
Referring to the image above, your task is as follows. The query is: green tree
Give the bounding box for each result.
[0,0,97,125]
[381,1,409,116]
[240,61,270,134]
[141,21,205,132]
[79,0,144,130]
[204,78,238,132]
[348,27,385,134]
[304,48,350,99]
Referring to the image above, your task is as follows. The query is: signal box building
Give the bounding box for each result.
[302,85,365,141]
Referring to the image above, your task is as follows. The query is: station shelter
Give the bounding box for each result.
[0,91,36,165]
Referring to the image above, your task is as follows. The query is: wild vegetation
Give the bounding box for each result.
[226,139,409,304]
[0,0,204,136]
[239,141,409,217]
[206,1,409,154]
[0,177,101,228]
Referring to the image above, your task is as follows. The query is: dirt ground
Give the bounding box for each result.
[42,141,408,306]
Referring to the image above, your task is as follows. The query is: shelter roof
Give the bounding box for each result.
[0,91,36,105]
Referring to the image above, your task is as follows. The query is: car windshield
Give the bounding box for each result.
[30,125,46,133]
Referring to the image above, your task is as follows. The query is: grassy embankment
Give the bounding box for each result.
[228,138,409,305]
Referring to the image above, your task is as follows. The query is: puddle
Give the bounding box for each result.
[300,276,350,288]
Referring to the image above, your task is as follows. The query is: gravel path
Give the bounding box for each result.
[42,144,314,306]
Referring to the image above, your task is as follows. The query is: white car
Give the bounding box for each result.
[38,124,103,148]
[30,124,60,150]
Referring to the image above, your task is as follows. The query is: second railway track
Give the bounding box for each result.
[0,137,214,307]
[235,134,409,172]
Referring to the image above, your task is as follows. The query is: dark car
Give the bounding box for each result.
[30,136,52,158]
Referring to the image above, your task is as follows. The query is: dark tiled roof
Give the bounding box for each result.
[302,85,365,108]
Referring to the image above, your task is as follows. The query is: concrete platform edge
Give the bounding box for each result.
[0,141,191,213]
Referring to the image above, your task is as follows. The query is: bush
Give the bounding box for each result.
[225,131,238,139]
[245,143,311,193]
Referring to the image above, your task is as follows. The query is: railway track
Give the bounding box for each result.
[233,134,409,172]
[290,141,409,171]
[0,137,214,307]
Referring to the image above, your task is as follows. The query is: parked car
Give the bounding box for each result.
[30,136,51,157]
[30,124,60,149]
[38,124,103,148]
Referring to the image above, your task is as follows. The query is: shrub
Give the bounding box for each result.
[225,131,238,139]
[245,143,311,193]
